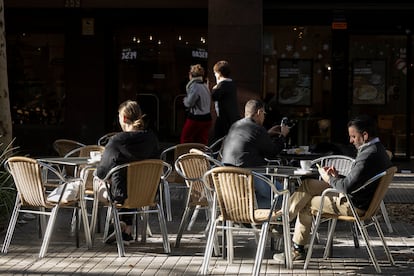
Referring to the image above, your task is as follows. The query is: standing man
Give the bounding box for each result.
[221,99,290,208]
[211,60,240,142]
[273,114,393,262]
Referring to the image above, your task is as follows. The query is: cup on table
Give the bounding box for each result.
[90,151,102,161]
[300,160,311,171]
[266,167,279,174]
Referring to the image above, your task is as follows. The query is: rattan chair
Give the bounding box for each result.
[304,166,397,273]
[174,152,223,248]
[208,136,226,161]
[310,155,355,176]
[200,166,292,275]
[64,145,105,235]
[310,155,357,246]
[51,139,87,179]
[97,159,172,257]
[64,144,105,177]
[97,132,119,146]
[160,142,212,221]
[1,156,92,258]
[311,154,393,238]
[53,139,85,157]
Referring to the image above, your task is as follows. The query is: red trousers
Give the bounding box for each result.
[180,118,212,145]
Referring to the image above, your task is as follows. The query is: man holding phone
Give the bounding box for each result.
[273,114,393,262]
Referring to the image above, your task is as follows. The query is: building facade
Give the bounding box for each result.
[4,1,414,160]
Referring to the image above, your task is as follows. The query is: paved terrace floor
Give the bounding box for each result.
[1,174,414,275]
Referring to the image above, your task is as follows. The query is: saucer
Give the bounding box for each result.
[294,169,313,175]
[87,158,101,164]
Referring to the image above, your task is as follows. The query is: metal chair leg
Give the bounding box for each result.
[380,200,393,233]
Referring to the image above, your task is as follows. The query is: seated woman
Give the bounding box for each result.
[95,100,160,244]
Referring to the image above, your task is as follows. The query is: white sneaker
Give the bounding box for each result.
[273,249,305,264]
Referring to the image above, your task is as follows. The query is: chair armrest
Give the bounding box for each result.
[161,161,172,180]
[320,187,341,197]
[160,145,176,161]
[79,166,97,178]
[350,171,386,194]
[38,161,69,183]
[311,187,342,216]
[189,149,224,167]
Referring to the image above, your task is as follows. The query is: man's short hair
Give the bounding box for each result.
[348,114,377,137]
[245,99,264,117]
[213,60,231,78]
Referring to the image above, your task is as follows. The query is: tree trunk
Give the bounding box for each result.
[0,0,13,146]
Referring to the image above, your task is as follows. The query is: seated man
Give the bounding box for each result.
[273,114,393,261]
[221,99,290,208]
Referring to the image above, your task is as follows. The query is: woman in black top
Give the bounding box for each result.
[96,100,159,243]
[211,60,240,142]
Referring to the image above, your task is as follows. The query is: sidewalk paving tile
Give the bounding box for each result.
[1,181,413,275]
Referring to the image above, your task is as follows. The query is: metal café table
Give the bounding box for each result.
[37,156,98,177]
[37,156,93,166]
[278,150,322,166]
[252,165,318,192]
[36,156,97,246]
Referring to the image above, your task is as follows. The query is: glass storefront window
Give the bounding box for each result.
[115,27,207,138]
[349,35,409,157]
[7,33,65,125]
[263,26,332,146]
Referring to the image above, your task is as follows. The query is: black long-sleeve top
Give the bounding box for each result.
[96,130,159,202]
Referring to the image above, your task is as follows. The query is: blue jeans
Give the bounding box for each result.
[254,175,283,209]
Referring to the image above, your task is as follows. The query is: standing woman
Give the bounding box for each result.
[211,60,240,142]
[180,64,212,144]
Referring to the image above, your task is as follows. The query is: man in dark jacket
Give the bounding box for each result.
[222,99,290,207]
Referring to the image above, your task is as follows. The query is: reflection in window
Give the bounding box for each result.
[7,33,65,125]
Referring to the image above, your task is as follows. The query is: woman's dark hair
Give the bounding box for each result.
[348,114,377,137]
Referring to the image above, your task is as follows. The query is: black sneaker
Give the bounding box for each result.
[270,224,283,236]
[105,231,133,245]
[105,231,116,244]
[104,224,119,245]
[242,223,253,228]
[122,232,134,245]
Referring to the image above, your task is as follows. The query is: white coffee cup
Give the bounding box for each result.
[300,145,309,153]
[300,160,311,170]
[90,151,102,161]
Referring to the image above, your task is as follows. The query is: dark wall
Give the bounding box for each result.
[208,0,263,108]
[64,14,107,144]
